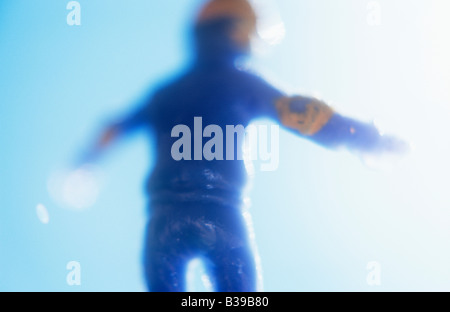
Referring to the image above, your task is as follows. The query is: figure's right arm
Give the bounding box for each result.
[78,101,151,165]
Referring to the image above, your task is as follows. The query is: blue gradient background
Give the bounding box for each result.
[0,0,449,291]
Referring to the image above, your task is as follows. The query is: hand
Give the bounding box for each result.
[380,134,411,156]
[359,134,411,171]
[75,124,121,166]
[97,124,121,149]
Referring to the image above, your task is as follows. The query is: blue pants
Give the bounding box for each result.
[143,201,256,292]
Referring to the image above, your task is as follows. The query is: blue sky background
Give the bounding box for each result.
[0,0,449,291]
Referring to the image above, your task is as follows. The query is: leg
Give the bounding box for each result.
[144,247,188,292]
[143,209,191,292]
[202,207,257,292]
[205,245,257,292]
[143,201,258,292]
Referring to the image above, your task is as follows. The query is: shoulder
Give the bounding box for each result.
[151,74,188,100]
[235,67,285,96]
[149,65,198,97]
[237,69,287,105]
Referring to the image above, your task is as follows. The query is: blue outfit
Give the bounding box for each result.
[117,17,398,292]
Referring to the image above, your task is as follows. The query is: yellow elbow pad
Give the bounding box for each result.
[275,96,334,136]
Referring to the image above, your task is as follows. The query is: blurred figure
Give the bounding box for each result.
[82,0,408,292]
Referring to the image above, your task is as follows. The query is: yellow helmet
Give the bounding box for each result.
[197,0,256,25]
[196,0,257,44]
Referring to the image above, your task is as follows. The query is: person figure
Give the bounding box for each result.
[82,0,408,292]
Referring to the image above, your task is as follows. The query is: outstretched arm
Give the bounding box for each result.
[275,95,409,155]
[79,122,123,164]
[77,102,151,165]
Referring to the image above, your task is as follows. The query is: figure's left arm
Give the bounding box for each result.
[275,95,410,155]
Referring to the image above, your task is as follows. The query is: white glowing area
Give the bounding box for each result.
[186,258,213,292]
[36,203,50,224]
[47,165,102,211]
[253,0,285,42]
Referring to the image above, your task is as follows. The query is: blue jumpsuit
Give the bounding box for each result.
[117,17,400,292]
